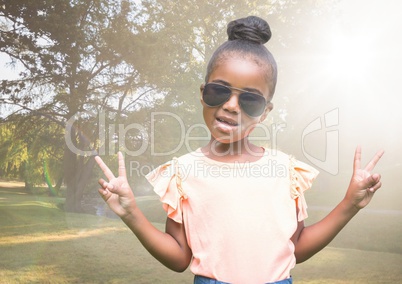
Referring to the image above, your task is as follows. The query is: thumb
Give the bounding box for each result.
[361,173,381,192]
[98,179,117,198]
[98,187,112,200]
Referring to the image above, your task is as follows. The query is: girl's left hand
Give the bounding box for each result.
[345,146,384,210]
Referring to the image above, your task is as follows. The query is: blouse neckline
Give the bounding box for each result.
[193,147,270,167]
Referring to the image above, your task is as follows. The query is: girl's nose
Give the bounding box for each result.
[222,93,240,114]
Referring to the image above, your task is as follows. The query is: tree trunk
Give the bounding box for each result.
[23,162,33,193]
[24,178,33,193]
[64,155,96,212]
[55,176,63,192]
[63,134,97,213]
[63,143,80,212]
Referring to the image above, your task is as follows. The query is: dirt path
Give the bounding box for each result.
[0,180,25,188]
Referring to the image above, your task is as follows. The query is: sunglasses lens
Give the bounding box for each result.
[239,93,266,117]
[203,83,267,117]
[203,84,231,107]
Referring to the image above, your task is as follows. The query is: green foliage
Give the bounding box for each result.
[0,117,64,189]
[0,123,27,178]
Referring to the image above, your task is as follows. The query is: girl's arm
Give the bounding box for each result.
[292,146,384,263]
[95,152,192,272]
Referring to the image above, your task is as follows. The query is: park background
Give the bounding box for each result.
[1,0,401,283]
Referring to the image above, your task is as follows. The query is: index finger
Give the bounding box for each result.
[353,145,362,172]
[117,151,127,178]
[364,149,385,172]
[95,155,115,180]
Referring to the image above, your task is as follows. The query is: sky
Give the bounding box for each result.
[0,52,21,80]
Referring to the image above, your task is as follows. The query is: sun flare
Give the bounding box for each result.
[323,29,374,81]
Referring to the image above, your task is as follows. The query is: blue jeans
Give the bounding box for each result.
[194,275,292,284]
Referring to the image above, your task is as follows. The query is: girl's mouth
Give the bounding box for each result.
[216,117,239,126]
[214,117,240,134]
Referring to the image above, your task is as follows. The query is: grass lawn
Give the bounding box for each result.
[1,182,401,283]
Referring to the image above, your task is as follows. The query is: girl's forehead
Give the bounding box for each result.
[214,53,272,80]
[210,57,271,97]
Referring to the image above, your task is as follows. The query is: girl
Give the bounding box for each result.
[95,16,383,284]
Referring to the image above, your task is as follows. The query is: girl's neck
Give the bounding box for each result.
[202,137,264,163]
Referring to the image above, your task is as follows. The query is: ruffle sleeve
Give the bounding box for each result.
[145,158,187,224]
[289,156,319,221]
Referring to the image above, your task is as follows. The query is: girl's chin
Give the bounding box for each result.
[211,134,245,145]
[210,128,254,145]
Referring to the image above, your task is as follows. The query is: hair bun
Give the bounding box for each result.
[227,16,272,44]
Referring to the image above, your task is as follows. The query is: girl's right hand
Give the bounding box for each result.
[95,152,136,218]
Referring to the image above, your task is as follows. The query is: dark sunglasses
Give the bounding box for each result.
[202,83,268,117]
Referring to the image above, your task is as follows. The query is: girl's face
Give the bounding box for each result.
[201,57,273,145]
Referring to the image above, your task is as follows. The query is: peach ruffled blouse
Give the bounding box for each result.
[146,148,318,283]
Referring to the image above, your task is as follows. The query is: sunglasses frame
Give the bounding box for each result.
[202,82,269,117]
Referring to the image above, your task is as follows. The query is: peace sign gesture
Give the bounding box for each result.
[95,152,137,218]
[345,146,384,210]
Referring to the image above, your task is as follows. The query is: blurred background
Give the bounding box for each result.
[1,0,401,283]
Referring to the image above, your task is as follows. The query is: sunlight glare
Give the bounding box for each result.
[324,28,373,81]
[0,227,127,245]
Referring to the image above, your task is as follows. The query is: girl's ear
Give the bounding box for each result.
[259,102,273,123]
